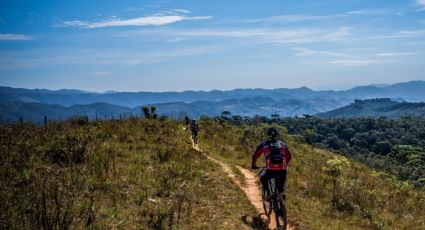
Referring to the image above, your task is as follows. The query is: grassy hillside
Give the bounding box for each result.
[198,117,425,229]
[1,116,424,229]
[0,118,258,229]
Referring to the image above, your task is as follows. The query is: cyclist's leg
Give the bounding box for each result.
[260,169,270,194]
[275,170,287,198]
[194,131,198,142]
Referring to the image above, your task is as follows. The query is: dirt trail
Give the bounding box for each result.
[192,141,291,230]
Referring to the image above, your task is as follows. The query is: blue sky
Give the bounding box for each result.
[1,0,425,92]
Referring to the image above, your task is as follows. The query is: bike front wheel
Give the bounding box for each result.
[261,187,272,215]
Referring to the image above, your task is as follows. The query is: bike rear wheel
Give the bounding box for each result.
[275,195,287,230]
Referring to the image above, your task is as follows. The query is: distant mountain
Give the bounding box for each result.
[150,97,331,118]
[316,98,425,118]
[0,97,345,123]
[2,81,425,123]
[0,102,134,124]
[2,81,425,108]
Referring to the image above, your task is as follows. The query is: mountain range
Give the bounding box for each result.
[1,80,425,123]
[2,81,425,107]
[317,98,425,119]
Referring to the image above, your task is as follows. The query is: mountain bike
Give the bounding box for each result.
[259,168,287,230]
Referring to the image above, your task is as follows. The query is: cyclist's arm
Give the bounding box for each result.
[282,147,292,165]
[279,141,292,165]
[252,143,265,168]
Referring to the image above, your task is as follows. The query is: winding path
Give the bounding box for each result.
[192,141,292,230]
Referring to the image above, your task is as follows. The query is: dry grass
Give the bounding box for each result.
[198,117,425,230]
[0,118,260,229]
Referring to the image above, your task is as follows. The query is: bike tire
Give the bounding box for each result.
[261,186,272,215]
[275,196,287,230]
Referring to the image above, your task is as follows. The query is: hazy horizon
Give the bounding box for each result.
[1,79,423,93]
[1,0,425,92]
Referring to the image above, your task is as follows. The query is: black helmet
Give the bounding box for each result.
[267,128,278,139]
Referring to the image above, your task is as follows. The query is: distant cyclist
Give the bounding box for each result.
[190,119,199,144]
[252,128,292,201]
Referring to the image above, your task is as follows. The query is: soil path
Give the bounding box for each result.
[192,141,292,230]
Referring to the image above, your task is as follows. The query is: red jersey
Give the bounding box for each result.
[252,140,291,170]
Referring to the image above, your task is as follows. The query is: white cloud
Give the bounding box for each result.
[417,0,425,11]
[164,9,190,14]
[166,37,187,43]
[125,7,146,12]
[239,14,344,24]
[292,47,354,58]
[58,20,90,27]
[59,15,212,29]
[376,52,416,57]
[92,71,113,76]
[347,8,398,16]
[139,27,351,44]
[400,30,425,35]
[0,46,217,70]
[367,30,425,40]
[329,59,380,66]
[87,15,184,28]
[238,9,397,25]
[0,33,33,41]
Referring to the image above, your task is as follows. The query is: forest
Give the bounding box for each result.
[277,116,425,187]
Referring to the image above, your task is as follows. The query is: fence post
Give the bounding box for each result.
[104,115,107,122]
[119,114,122,121]
[20,116,23,124]
[44,116,47,126]
[95,112,98,122]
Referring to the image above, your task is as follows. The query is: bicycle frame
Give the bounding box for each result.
[259,168,287,230]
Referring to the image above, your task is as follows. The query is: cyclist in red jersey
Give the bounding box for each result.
[252,128,292,200]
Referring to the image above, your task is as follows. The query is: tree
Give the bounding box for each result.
[221,111,232,120]
[232,115,242,121]
[303,128,315,145]
[142,106,158,119]
[142,107,151,119]
[271,114,280,122]
[150,106,158,119]
[372,141,392,155]
[324,157,350,200]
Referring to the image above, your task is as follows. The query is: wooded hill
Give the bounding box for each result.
[317,98,425,118]
[279,115,425,186]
